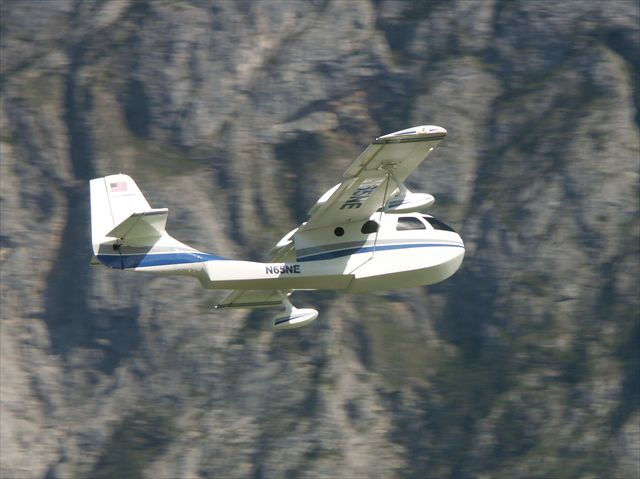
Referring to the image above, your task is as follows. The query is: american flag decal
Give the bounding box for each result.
[109,181,128,192]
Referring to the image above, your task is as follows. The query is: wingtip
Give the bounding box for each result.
[376,125,447,142]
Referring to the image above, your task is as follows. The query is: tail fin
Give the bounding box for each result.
[90,174,164,254]
[90,174,221,272]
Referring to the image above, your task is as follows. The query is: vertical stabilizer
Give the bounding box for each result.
[90,174,220,272]
[90,174,152,254]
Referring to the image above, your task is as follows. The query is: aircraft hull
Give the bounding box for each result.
[120,240,464,293]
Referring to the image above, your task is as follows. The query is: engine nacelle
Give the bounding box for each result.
[386,192,435,213]
[273,307,319,330]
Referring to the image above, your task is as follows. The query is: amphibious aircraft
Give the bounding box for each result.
[90,125,464,329]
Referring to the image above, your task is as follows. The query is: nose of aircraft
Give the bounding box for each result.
[440,232,465,280]
[452,233,465,268]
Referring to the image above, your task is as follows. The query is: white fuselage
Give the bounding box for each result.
[101,212,464,293]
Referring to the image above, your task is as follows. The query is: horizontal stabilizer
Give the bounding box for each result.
[106,208,168,242]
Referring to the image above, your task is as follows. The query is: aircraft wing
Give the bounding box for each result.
[299,125,446,232]
[215,289,288,309]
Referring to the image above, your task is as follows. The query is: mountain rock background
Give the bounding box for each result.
[1,0,638,478]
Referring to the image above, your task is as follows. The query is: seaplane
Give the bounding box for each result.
[90,125,464,329]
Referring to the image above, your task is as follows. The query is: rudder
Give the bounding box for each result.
[90,174,153,254]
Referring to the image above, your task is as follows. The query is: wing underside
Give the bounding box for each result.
[215,289,288,309]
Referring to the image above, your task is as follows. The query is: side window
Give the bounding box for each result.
[361,220,379,234]
[396,217,426,231]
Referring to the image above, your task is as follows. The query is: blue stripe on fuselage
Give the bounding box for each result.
[297,242,464,262]
[97,252,227,269]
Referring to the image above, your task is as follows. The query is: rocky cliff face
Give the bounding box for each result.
[1,1,638,478]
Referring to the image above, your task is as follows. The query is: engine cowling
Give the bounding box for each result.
[386,192,435,213]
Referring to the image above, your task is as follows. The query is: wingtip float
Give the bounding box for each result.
[90,125,464,330]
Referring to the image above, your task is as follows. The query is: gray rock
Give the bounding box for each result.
[1,0,638,478]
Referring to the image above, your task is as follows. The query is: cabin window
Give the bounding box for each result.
[334,227,345,237]
[361,220,379,234]
[423,216,456,232]
[396,217,426,231]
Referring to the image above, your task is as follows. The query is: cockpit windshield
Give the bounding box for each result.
[423,216,456,232]
[396,217,426,231]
